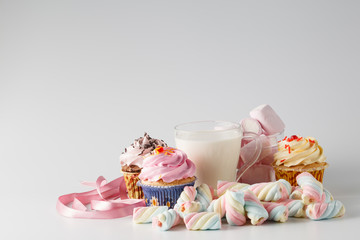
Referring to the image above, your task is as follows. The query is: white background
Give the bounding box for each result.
[1,1,359,239]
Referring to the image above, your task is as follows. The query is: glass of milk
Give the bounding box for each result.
[175,121,262,189]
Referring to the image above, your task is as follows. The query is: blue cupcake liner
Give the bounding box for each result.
[137,180,195,209]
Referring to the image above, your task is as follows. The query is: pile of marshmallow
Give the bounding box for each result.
[238,104,286,183]
[133,172,345,231]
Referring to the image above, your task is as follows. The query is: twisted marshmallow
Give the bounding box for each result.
[248,179,292,202]
[176,186,197,204]
[323,188,334,203]
[217,181,249,197]
[195,183,213,211]
[184,212,221,230]
[278,199,306,218]
[262,202,289,223]
[291,185,333,204]
[306,200,345,220]
[296,172,324,204]
[243,189,269,225]
[207,195,226,218]
[133,206,168,224]
[174,201,202,218]
[289,186,303,200]
[225,190,246,226]
[152,209,182,231]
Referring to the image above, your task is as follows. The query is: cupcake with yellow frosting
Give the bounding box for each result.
[272,135,328,186]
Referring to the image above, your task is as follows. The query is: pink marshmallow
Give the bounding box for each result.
[238,164,275,184]
[250,104,285,135]
[240,118,262,135]
[258,145,278,165]
[240,135,273,164]
[258,153,276,165]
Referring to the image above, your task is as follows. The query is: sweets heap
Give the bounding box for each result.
[133,173,345,231]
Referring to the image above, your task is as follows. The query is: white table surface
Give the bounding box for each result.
[1,0,360,239]
[4,186,360,240]
[4,162,360,240]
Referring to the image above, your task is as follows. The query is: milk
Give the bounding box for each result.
[175,135,242,189]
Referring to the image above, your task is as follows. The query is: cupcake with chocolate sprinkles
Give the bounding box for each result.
[120,133,167,199]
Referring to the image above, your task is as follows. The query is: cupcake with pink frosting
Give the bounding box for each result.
[138,146,196,208]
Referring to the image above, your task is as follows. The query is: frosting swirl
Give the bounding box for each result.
[138,147,196,183]
[120,133,167,171]
[273,135,326,167]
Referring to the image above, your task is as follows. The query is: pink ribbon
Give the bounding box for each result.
[56,176,145,219]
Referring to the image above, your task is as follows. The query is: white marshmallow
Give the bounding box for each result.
[250,104,285,135]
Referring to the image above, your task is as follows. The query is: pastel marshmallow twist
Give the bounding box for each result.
[248,179,292,202]
[278,199,306,218]
[176,186,197,204]
[217,180,249,197]
[133,206,168,224]
[207,196,226,218]
[184,212,221,230]
[174,201,202,218]
[296,172,324,204]
[225,190,246,226]
[291,186,333,204]
[152,209,182,231]
[195,183,213,211]
[306,200,345,220]
[243,189,269,225]
[262,202,289,223]
[323,188,334,203]
[289,186,303,200]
